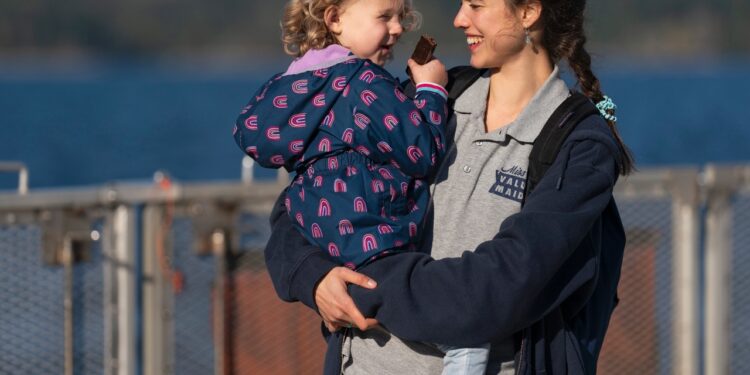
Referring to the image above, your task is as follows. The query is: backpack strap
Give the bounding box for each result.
[400,66,485,104]
[524,92,600,202]
[445,66,486,105]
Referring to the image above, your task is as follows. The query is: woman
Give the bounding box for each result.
[264,0,633,373]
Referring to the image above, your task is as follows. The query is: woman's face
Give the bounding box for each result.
[453,0,526,69]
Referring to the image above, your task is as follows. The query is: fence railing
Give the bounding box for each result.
[0,163,748,375]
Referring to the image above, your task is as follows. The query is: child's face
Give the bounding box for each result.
[334,0,405,66]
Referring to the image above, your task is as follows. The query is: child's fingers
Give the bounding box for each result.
[424,58,445,69]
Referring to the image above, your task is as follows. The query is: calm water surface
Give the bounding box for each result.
[1,61,748,189]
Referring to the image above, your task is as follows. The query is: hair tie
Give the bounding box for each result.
[595,95,617,122]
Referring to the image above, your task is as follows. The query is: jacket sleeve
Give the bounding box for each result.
[264,189,338,311]
[344,70,448,178]
[347,135,620,347]
[233,74,324,171]
[233,77,285,168]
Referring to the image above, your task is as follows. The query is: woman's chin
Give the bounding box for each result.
[469,54,500,70]
[469,57,486,69]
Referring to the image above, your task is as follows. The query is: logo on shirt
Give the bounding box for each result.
[489,166,527,203]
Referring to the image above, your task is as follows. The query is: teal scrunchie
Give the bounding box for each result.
[595,95,617,122]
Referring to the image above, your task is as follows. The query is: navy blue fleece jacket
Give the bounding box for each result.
[264,113,626,374]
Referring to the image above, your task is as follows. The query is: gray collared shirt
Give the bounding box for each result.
[429,66,570,260]
[342,66,570,375]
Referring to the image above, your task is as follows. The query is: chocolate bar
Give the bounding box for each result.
[410,35,437,64]
[406,35,437,80]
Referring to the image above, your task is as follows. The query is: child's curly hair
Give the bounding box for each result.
[281,0,421,57]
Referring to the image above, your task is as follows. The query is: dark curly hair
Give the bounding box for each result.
[510,0,634,175]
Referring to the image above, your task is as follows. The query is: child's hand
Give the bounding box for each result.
[407,58,448,87]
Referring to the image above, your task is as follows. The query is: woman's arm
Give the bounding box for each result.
[348,124,623,347]
[265,118,622,344]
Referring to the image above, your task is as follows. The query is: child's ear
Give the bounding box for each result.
[324,5,343,35]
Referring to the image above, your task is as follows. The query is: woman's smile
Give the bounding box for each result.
[466,35,484,52]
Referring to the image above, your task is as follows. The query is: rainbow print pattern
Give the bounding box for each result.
[234,56,448,268]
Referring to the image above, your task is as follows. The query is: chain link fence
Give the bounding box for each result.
[731,189,750,375]
[172,217,215,375]
[0,224,64,375]
[72,221,105,374]
[0,222,105,375]
[226,252,325,374]
[0,166,748,375]
[598,197,674,375]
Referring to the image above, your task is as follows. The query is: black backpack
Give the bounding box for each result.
[403,66,600,205]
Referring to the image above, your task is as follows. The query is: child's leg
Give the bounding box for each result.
[437,344,490,375]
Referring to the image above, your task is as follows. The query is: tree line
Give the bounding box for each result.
[0,0,746,59]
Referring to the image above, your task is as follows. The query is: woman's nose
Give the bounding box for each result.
[453,6,468,29]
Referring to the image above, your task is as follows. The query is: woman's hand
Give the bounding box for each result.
[315,266,380,333]
[408,58,448,87]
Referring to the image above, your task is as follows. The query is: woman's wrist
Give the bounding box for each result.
[290,251,339,311]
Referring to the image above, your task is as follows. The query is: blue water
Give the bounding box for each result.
[1,61,749,190]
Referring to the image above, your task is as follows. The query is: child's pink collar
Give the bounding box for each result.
[284,45,354,76]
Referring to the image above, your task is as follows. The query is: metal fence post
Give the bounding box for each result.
[108,205,138,375]
[669,170,701,375]
[0,162,28,195]
[241,156,254,185]
[142,205,174,375]
[63,236,74,375]
[277,168,289,185]
[212,229,228,375]
[703,165,741,375]
[103,209,116,375]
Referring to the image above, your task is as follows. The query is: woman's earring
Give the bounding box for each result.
[524,28,532,45]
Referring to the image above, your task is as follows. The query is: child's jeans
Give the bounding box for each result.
[437,343,490,375]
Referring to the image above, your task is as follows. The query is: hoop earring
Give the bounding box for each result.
[524,28,532,45]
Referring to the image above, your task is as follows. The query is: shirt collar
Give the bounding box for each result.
[502,66,570,143]
[454,66,571,144]
[453,70,490,115]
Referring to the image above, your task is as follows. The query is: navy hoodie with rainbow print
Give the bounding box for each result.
[233,46,449,268]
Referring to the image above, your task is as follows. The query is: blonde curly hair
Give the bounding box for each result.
[281,0,421,57]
